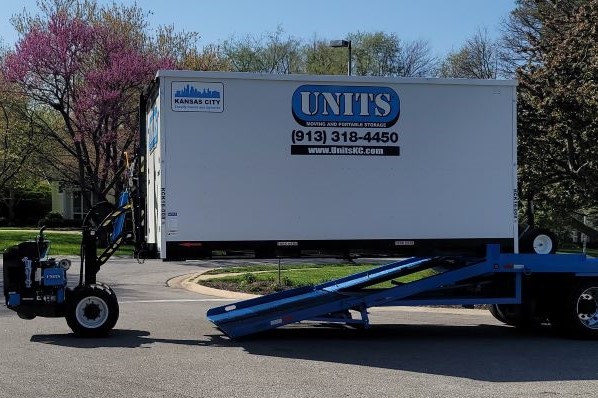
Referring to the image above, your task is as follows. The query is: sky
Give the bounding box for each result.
[0,0,517,58]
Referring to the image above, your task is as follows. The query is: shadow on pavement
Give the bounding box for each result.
[30,329,203,348]
[198,323,598,383]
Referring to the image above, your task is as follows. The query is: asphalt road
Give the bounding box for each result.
[2,256,598,398]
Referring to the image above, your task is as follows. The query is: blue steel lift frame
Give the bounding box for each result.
[207,245,598,338]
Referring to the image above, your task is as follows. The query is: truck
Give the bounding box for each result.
[140,71,555,261]
[8,71,592,340]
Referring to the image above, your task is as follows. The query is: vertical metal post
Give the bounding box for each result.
[136,91,148,258]
[329,40,352,76]
[83,228,98,285]
[347,41,352,76]
[278,257,282,287]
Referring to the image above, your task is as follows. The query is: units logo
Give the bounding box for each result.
[292,85,400,128]
[172,81,224,112]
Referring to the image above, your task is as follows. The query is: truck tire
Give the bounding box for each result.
[488,304,541,329]
[17,312,36,320]
[520,229,557,254]
[550,279,598,339]
[65,284,119,337]
[488,304,508,324]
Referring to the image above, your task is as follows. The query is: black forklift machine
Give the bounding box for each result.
[2,151,147,337]
[2,195,136,336]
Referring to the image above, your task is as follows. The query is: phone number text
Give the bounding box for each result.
[291,129,399,145]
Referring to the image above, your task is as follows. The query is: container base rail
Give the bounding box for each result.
[207,245,598,339]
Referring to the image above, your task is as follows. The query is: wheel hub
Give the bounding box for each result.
[83,303,101,320]
[577,288,598,329]
[532,234,553,254]
[75,296,109,329]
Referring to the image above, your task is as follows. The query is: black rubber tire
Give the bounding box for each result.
[17,312,36,320]
[488,304,508,324]
[82,201,117,248]
[95,282,116,296]
[82,201,116,228]
[520,229,558,254]
[65,284,119,337]
[488,304,542,329]
[550,279,598,339]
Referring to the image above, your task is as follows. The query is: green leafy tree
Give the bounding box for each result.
[153,25,230,71]
[0,83,35,198]
[0,166,51,225]
[3,0,177,204]
[221,27,303,73]
[506,0,598,239]
[0,47,49,224]
[349,32,435,77]
[350,32,401,76]
[439,29,500,79]
[178,44,232,72]
[304,38,347,75]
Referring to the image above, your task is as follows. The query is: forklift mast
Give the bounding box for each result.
[133,89,151,259]
[81,195,132,285]
[79,88,155,284]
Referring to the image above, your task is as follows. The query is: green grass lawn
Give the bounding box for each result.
[559,249,598,257]
[557,245,598,257]
[198,244,598,295]
[198,263,436,294]
[201,262,362,275]
[210,264,376,285]
[0,229,133,256]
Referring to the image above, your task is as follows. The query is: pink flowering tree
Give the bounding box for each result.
[3,7,174,204]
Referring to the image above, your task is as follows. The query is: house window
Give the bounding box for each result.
[72,190,93,220]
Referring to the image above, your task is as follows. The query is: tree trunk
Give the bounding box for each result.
[5,187,16,225]
[525,195,535,228]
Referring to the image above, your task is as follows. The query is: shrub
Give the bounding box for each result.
[38,212,81,228]
[242,273,257,284]
[281,276,293,287]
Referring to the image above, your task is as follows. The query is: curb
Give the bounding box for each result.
[167,270,259,300]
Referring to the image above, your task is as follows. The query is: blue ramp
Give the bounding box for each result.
[207,257,449,338]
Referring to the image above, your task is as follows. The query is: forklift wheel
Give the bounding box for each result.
[65,284,119,337]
